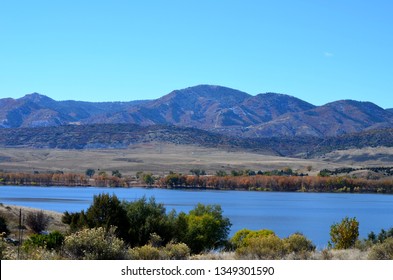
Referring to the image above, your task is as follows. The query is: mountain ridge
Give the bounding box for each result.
[1,85,392,138]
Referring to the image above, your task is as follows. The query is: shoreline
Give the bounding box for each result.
[1,183,393,196]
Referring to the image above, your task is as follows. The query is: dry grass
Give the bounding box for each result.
[0,143,349,176]
[0,203,68,239]
[318,147,393,166]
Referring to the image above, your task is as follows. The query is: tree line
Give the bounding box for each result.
[1,169,393,194]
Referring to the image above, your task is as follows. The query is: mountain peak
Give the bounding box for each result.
[170,84,250,98]
[21,93,54,103]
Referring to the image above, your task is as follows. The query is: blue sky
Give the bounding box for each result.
[1,0,392,108]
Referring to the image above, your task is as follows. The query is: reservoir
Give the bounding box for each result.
[1,186,393,248]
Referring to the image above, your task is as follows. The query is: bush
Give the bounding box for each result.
[329,217,359,249]
[164,242,190,260]
[25,211,49,233]
[64,227,127,260]
[128,242,190,260]
[0,216,10,236]
[129,245,161,260]
[368,238,393,260]
[24,231,65,251]
[231,229,275,249]
[0,237,7,259]
[283,233,315,259]
[284,233,315,254]
[236,234,286,260]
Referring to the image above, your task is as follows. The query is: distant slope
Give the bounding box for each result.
[0,123,280,154]
[244,100,393,138]
[1,85,393,138]
[0,93,147,128]
[1,124,393,158]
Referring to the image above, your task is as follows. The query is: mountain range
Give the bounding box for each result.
[1,85,393,138]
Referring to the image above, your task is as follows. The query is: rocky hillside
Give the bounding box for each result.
[1,123,393,158]
[1,85,393,138]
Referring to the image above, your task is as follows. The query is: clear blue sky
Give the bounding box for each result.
[1,0,392,108]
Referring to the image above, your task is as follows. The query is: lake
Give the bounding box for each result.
[1,186,393,247]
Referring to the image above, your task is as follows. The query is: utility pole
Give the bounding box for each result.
[17,208,24,259]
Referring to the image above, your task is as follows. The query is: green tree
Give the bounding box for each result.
[85,193,130,242]
[165,172,186,187]
[190,169,206,176]
[179,203,231,253]
[85,168,95,178]
[62,210,88,232]
[112,170,122,178]
[122,197,176,247]
[216,170,227,177]
[142,173,155,186]
[329,216,359,249]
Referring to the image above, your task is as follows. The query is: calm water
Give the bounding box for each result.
[1,186,393,247]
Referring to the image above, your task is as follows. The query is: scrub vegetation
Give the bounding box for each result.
[1,196,393,260]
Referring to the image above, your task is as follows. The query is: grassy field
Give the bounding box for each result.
[0,142,358,176]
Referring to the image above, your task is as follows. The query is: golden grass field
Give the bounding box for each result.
[0,142,365,176]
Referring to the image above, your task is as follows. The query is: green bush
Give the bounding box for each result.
[236,234,286,260]
[284,233,315,253]
[368,238,393,260]
[231,229,275,249]
[329,217,359,249]
[24,231,64,251]
[283,233,315,259]
[64,227,127,260]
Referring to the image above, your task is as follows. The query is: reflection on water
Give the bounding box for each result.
[1,186,393,247]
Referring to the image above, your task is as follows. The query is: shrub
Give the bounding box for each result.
[0,216,10,236]
[368,238,393,260]
[283,233,315,259]
[329,217,359,249]
[129,245,161,260]
[0,236,7,259]
[64,227,127,260]
[284,233,315,253]
[231,229,275,249]
[24,231,65,251]
[25,211,49,233]
[164,242,190,260]
[236,234,286,260]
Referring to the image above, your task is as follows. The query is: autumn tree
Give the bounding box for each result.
[329,217,359,249]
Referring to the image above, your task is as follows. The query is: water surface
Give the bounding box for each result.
[1,186,392,247]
